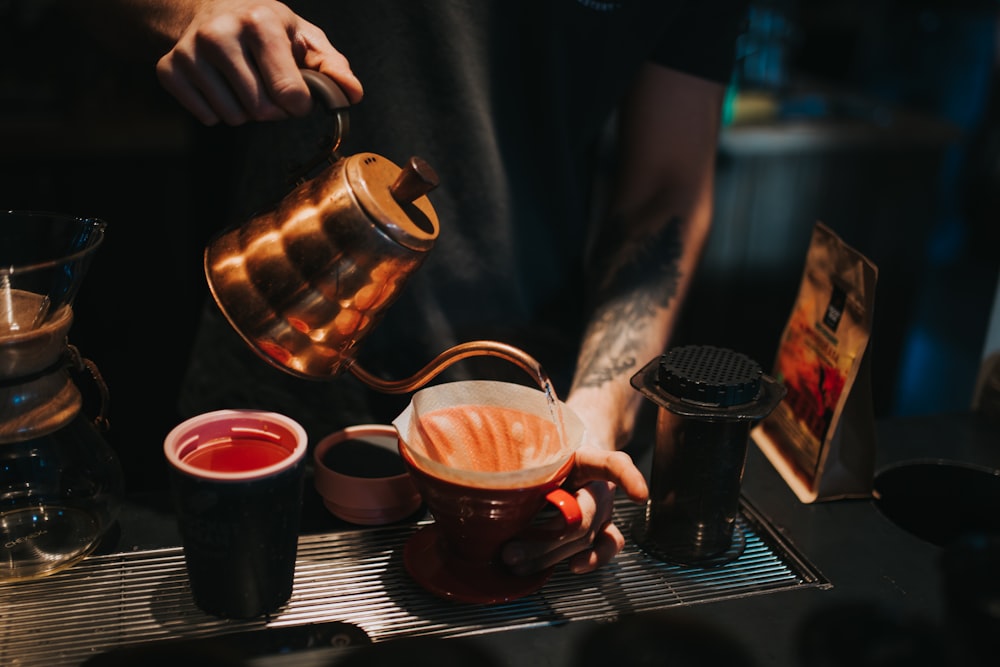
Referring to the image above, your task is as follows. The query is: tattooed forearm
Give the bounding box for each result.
[573,216,685,390]
[572,305,646,389]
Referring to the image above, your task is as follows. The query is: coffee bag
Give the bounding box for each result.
[751,223,878,502]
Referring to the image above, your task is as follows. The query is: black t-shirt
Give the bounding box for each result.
[181,0,748,437]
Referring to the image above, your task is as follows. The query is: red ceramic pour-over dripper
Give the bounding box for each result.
[393,380,584,604]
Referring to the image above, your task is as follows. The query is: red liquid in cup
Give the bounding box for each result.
[183,438,290,473]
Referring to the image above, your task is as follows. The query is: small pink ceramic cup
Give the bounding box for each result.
[313,424,422,525]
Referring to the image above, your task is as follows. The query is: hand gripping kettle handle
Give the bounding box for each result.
[297,69,351,164]
[300,69,351,110]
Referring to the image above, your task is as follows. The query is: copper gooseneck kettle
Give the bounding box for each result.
[205,71,550,395]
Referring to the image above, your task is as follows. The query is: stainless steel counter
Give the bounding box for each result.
[2,411,996,666]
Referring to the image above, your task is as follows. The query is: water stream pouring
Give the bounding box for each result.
[205,71,554,396]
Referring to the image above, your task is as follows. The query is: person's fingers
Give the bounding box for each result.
[156,57,227,126]
[502,481,618,575]
[191,13,298,123]
[237,15,315,117]
[157,24,271,125]
[154,2,362,125]
[237,12,365,115]
[568,521,626,574]
[295,22,364,103]
[156,54,260,126]
[569,447,649,504]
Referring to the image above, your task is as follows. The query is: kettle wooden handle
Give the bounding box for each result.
[288,69,352,181]
[301,69,350,149]
[300,69,352,110]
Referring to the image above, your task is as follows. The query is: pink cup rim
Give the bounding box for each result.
[313,424,422,525]
[164,409,308,481]
[313,424,411,482]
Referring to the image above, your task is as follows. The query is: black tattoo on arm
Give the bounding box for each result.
[573,216,685,390]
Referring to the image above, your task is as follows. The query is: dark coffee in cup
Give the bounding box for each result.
[321,438,408,478]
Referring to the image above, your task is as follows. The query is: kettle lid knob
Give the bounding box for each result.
[391,157,439,204]
[346,153,440,252]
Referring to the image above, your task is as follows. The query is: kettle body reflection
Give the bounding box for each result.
[206,72,556,396]
[0,211,123,581]
[205,70,441,381]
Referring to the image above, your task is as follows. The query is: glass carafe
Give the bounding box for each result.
[0,211,123,581]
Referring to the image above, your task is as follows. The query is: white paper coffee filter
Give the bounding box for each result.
[393,380,584,488]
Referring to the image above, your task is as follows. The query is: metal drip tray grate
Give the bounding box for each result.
[1,498,828,666]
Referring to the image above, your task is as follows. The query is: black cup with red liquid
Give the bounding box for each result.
[164,410,308,618]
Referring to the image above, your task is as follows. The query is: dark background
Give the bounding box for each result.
[1,0,997,493]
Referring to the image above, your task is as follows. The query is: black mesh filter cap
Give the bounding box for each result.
[656,345,762,408]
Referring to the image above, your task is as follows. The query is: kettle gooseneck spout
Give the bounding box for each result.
[346,340,555,396]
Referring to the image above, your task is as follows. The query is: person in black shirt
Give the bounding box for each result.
[93,0,748,577]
